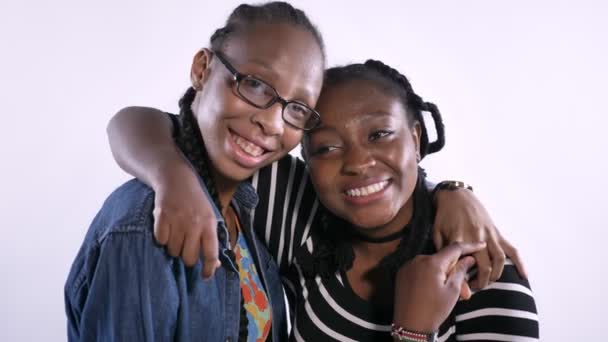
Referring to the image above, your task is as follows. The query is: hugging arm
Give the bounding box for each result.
[433,188,527,289]
[107,107,220,277]
[393,242,538,341]
[107,107,526,285]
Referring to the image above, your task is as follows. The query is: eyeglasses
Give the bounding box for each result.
[214,52,321,130]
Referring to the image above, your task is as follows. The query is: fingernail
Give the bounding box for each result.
[201,261,221,280]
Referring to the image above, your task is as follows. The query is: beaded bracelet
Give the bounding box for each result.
[390,323,438,342]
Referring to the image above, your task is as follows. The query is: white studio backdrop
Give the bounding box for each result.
[1,0,606,340]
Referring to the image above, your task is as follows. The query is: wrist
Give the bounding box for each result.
[393,316,439,336]
[432,180,473,200]
[390,323,438,342]
[151,156,197,192]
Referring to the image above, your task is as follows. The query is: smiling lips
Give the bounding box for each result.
[344,180,390,198]
[233,134,265,157]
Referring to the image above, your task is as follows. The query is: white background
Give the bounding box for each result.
[1,0,606,340]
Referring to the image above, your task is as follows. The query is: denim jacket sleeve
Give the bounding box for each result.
[65,225,179,342]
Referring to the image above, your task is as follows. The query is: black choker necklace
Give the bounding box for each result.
[351,225,410,243]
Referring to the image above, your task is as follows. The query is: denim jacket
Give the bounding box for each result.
[64,179,287,342]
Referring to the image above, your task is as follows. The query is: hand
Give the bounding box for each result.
[393,242,485,333]
[153,163,221,278]
[433,189,527,290]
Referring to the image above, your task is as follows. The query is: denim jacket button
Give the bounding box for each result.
[225,337,233,342]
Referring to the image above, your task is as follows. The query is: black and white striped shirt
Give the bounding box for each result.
[249,155,539,341]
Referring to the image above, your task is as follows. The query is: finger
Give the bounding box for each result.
[200,220,221,279]
[435,241,486,269]
[487,231,506,281]
[153,208,170,245]
[470,250,492,290]
[181,231,201,267]
[166,225,185,258]
[460,281,472,301]
[432,228,446,250]
[447,256,476,296]
[501,238,528,279]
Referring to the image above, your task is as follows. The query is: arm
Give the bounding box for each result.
[432,186,527,290]
[392,244,538,342]
[65,232,178,341]
[392,242,486,339]
[107,107,315,275]
[108,107,524,282]
[107,107,220,277]
[447,258,539,341]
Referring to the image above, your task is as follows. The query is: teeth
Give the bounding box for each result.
[234,134,264,157]
[345,181,389,197]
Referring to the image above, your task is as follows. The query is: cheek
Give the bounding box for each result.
[307,160,327,192]
[308,159,343,211]
[381,141,418,188]
[280,127,303,153]
[395,148,419,191]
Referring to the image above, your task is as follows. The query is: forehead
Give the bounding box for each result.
[316,79,408,126]
[222,22,324,96]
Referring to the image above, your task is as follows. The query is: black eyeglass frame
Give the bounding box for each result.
[213,52,321,131]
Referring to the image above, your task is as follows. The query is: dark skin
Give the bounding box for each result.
[305,78,484,333]
[137,22,324,251]
[305,81,421,307]
[108,104,526,283]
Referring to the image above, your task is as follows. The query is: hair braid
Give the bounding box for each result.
[175,87,223,211]
[209,2,325,61]
[363,59,445,158]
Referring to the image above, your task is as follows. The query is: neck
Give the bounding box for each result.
[351,199,414,261]
[352,238,402,263]
[211,170,240,217]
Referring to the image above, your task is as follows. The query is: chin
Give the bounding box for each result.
[345,212,396,230]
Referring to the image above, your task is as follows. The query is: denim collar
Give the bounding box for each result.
[233,181,259,210]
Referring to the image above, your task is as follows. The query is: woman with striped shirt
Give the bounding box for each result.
[108,63,537,341]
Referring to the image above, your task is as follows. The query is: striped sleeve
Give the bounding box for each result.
[438,260,539,341]
[249,155,320,273]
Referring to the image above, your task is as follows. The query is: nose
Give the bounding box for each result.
[251,102,285,137]
[341,145,376,175]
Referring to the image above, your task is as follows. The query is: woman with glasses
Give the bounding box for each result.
[65,3,326,341]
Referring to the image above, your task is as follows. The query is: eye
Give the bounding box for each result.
[310,145,339,156]
[239,76,274,99]
[286,102,312,120]
[369,130,394,141]
[242,77,263,89]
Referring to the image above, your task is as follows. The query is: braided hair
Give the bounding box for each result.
[173,3,325,341]
[210,2,325,58]
[305,60,446,279]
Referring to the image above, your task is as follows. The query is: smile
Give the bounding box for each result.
[345,180,389,197]
[231,132,266,157]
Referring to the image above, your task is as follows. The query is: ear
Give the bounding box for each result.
[190,48,214,90]
[411,121,422,162]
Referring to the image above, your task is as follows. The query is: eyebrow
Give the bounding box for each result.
[358,111,393,120]
[344,111,394,124]
[244,59,316,103]
[245,59,279,79]
[308,111,395,134]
